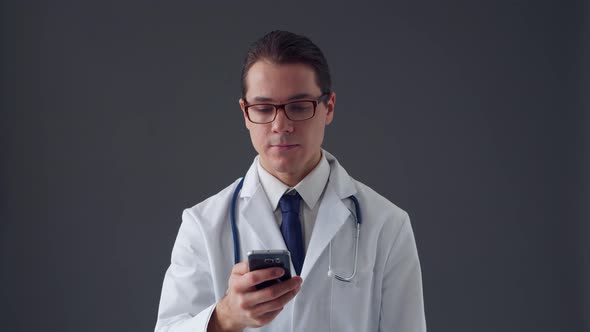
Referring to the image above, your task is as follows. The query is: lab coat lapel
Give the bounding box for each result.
[300,151,357,280]
[238,158,287,252]
[300,185,350,279]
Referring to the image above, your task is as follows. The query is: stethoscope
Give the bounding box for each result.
[230,176,362,282]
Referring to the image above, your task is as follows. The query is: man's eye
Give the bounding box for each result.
[252,106,274,113]
[288,103,312,112]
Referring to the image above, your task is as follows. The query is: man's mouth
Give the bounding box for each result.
[270,144,299,150]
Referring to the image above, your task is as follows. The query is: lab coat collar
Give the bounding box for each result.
[321,149,357,199]
[239,157,260,198]
[239,159,289,252]
[239,150,356,201]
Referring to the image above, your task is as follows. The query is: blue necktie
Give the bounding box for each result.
[279,191,305,276]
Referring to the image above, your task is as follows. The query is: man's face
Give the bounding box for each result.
[239,60,335,184]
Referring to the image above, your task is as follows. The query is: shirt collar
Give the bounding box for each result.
[257,152,330,211]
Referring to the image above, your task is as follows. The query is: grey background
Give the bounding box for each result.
[1,1,588,331]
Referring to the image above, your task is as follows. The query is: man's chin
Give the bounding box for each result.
[268,161,297,175]
[260,155,297,173]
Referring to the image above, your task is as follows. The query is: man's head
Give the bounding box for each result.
[239,31,336,186]
[240,30,332,101]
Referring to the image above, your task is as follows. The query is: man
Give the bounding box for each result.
[155,30,426,332]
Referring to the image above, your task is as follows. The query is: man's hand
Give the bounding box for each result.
[208,262,303,332]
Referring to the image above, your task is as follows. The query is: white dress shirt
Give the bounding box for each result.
[256,152,330,252]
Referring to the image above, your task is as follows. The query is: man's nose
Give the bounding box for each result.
[272,107,294,132]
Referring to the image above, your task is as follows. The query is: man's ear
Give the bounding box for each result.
[325,92,336,125]
[239,98,250,129]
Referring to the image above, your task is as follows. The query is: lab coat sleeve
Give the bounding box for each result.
[379,213,427,332]
[154,209,217,332]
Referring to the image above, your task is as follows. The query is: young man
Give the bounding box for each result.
[155,30,426,332]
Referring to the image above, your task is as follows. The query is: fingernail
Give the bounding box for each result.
[275,268,284,276]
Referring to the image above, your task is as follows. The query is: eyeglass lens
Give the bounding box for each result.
[248,101,315,123]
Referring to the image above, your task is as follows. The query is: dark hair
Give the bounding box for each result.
[240,30,332,101]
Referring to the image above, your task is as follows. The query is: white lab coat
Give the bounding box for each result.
[155,150,426,332]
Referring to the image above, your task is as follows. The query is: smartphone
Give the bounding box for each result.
[247,250,292,289]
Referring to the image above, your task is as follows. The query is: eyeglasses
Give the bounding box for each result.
[244,93,329,124]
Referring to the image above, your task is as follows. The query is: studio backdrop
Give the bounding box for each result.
[1,1,588,331]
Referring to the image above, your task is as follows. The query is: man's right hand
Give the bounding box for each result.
[207,262,303,332]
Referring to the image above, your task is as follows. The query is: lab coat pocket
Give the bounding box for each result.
[330,269,378,332]
[327,223,378,331]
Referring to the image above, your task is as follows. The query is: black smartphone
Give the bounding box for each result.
[247,250,292,289]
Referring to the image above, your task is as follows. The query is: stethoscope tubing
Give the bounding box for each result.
[230,177,245,264]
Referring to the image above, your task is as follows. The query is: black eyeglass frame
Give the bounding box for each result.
[243,93,330,124]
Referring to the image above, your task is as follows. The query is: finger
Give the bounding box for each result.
[234,267,285,292]
[231,262,249,275]
[243,276,302,307]
[250,282,302,316]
